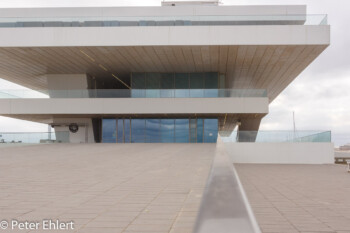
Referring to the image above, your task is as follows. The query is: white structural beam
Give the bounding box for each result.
[0,98,268,115]
[0,5,306,18]
[0,25,330,47]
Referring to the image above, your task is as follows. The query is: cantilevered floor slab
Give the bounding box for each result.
[0,25,329,101]
[0,144,215,233]
[235,164,350,233]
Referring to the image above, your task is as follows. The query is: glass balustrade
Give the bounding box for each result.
[0,132,69,144]
[0,89,267,99]
[220,130,332,143]
[0,14,328,28]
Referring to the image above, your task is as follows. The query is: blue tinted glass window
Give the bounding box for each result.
[102,119,116,143]
[161,73,174,89]
[204,72,218,88]
[160,73,174,98]
[131,73,145,89]
[190,89,204,98]
[146,119,160,143]
[175,119,189,143]
[131,119,145,143]
[131,89,145,98]
[190,73,204,88]
[161,119,175,143]
[146,73,160,89]
[204,119,218,143]
[175,73,189,88]
[197,119,204,143]
[131,73,145,98]
[117,119,124,143]
[146,73,160,98]
[175,73,189,97]
[124,119,131,143]
[189,119,197,143]
[204,89,218,98]
[204,72,219,97]
[190,73,204,97]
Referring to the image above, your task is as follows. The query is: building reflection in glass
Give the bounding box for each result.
[101,118,218,143]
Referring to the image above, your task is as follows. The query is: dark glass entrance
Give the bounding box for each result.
[101,118,218,143]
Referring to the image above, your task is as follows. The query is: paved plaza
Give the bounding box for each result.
[2,144,350,233]
[236,164,350,233]
[0,144,215,233]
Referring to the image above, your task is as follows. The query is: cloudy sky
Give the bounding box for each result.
[0,0,349,146]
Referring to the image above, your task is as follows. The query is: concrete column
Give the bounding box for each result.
[45,74,94,143]
[238,118,262,142]
[46,74,89,98]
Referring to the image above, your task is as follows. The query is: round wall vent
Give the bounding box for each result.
[69,123,79,133]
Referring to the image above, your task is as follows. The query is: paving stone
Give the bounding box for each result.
[236,164,350,233]
[0,144,215,233]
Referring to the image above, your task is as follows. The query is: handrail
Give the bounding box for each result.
[193,136,261,233]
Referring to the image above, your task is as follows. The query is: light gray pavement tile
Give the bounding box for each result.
[77,227,124,233]
[0,144,215,233]
[235,164,350,233]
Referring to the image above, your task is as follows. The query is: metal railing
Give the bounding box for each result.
[0,14,327,27]
[193,136,261,233]
[0,89,267,98]
[220,130,331,143]
[0,132,69,144]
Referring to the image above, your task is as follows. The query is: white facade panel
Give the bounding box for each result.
[0,5,306,18]
[225,142,334,164]
[0,25,330,47]
[0,98,268,115]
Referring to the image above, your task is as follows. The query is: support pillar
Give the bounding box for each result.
[237,118,262,142]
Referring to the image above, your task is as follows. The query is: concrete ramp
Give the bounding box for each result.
[193,137,261,233]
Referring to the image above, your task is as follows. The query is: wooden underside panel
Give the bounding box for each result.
[0,45,327,101]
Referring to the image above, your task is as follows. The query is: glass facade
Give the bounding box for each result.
[101,118,218,143]
[102,119,117,143]
[117,119,124,143]
[175,119,190,143]
[204,119,219,143]
[131,72,220,98]
[161,119,175,143]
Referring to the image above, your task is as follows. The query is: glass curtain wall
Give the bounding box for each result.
[204,119,219,143]
[101,118,218,143]
[131,72,219,98]
[102,119,117,143]
[161,119,175,142]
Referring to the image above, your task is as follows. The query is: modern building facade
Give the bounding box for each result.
[0,0,330,144]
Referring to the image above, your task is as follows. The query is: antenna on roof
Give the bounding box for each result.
[293,111,298,141]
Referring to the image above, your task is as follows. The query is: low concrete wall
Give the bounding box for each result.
[54,118,95,143]
[224,142,334,164]
[335,151,350,158]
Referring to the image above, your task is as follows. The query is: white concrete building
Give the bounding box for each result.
[0,1,332,163]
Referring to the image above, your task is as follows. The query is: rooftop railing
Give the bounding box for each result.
[0,89,267,98]
[220,130,332,143]
[0,132,69,144]
[0,131,332,145]
[0,14,328,28]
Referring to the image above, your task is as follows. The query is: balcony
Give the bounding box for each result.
[0,89,267,99]
[0,89,268,118]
